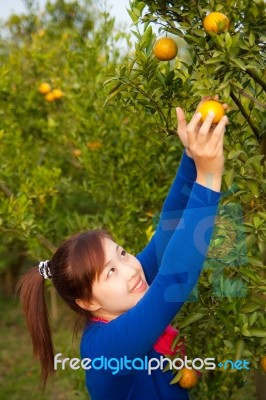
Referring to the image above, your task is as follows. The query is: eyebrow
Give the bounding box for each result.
[104,244,119,269]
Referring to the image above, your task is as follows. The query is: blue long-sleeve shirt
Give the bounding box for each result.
[80,150,221,400]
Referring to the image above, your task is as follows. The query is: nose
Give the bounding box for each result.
[122,262,137,281]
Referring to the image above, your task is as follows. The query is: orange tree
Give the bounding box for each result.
[105,0,266,398]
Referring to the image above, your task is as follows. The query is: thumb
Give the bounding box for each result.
[176,107,187,136]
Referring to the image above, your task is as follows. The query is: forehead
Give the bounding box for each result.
[102,238,118,257]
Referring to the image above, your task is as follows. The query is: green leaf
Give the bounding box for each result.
[249,312,258,327]
[247,256,263,267]
[224,168,234,188]
[170,369,183,384]
[223,340,234,349]
[231,58,246,70]
[239,267,260,282]
[242,323,251,337]
[234,339,245,360]
[249,329,266,338]
[247,180,260,198]
[249,32,256,46]
[205,57,224,64]
[225,32,233,49]
[241,302,261,313]
[179,313,204,329]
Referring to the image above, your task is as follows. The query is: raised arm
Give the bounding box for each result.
[136,149,196,284]
[136,97,227,284]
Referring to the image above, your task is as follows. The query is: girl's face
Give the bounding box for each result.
[89,238,149,320]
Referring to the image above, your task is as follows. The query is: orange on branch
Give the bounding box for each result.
[38,82,51,94]
[153,37,178,61]
[87,141,102,150]
[203,12,229,33]
[52,89,63,100]
[45,92,55,102]
[178,368,198,389]
[197,100,225,124]
[73,149,81,157]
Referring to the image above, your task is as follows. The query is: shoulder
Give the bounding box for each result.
[80,321,105,357]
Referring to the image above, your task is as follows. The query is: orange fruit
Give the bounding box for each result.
[73,149,81,157]
[38,29,45,37]
[203,12,229,33]
[260,356,266,372]
[178,367,198,389]
[197,100,225,124]
[153,37,178,61]
[45,92,55,102]
[52,89,63,100]
[87,141,102,150]
[39,82,51,94]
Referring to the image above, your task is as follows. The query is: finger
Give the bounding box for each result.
[211,116,229,148]
[176,107,187,134]
[186,112,202,149]
[197,111,216,145]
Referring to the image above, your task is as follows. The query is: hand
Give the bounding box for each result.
[176,96,229,191]
[176,95,228,159]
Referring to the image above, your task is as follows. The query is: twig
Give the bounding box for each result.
[0,182,12,197]
[238,89,266,110]
[230,89,261,142]
[37,235,57,254]
[246,69,266,92]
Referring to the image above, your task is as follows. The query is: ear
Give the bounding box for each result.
[76,298,101,312]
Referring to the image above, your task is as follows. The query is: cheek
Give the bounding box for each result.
[94,279,128,301]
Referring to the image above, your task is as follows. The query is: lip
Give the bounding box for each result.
[130,278,147,293]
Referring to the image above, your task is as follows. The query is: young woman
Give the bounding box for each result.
[17,99,228,400]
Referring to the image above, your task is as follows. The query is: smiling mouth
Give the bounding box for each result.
[130,278,147,293]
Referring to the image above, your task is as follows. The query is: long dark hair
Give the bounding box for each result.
[16,229,113,388]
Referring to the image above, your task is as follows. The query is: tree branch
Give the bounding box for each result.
[246,69,266,92]
[230,90,261,142]
[0,182,12,197]
[238,89,266,110]
[37,235,57,254]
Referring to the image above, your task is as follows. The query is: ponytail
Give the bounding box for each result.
[16,229,112,389]
[16,268,54,389]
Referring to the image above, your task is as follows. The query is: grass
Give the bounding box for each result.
[0,293,89,400]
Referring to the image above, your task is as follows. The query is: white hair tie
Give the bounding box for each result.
[38,260,52,280]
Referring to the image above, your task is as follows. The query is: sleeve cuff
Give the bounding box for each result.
[177,149,197,182]
[186,181,221,208]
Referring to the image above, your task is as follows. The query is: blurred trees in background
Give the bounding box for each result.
[0,0,179,293]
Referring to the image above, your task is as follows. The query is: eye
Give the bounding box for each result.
[121,249,127,258]
[107,267,115,278]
